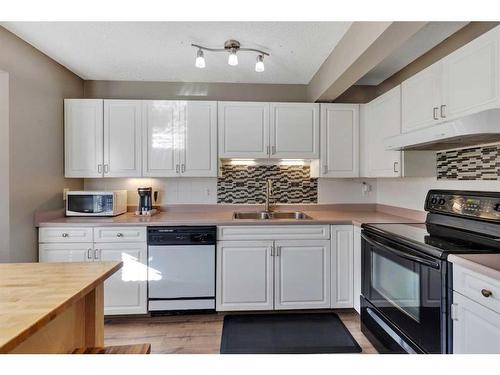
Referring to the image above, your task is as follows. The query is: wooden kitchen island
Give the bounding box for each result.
[0,261,122,353]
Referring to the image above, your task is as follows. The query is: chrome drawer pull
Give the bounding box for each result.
[62,233,69,238]
[87,248,93,259]
[481,289,493,298]
[116,233,124,237]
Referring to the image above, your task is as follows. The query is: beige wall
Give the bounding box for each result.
[0,71,9,262]
[0,27,84,262]
[84,80,308,102]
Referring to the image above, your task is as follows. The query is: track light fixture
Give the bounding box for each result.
[191,39,269,72]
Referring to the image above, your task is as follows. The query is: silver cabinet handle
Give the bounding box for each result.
[175,164,180,173]
[276,246,281,256]
[440,104,446,118]
[181,164,186,173]
[393,161,399,173]
[270,246,274,257]
[98,164,103,174]
[323,165,328,174]
[266,145,270,155]
[116,232,124,238]
[94,249,99,260]
[271,145,276,155]
[87,248,93,260]
[481,289,493,298]
[433,107,439,120]
[104,164,109,174]
[62,233,69,238]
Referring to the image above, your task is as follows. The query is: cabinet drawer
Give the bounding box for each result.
[454,264,500,314]
[39,227,93,243]
[217,225,330,241]
[93,226,146,242]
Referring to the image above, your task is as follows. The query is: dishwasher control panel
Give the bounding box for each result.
[148,226,216,245]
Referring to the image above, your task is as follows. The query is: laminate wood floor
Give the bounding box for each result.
[104,310,378,354]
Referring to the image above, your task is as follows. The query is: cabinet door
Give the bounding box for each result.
[362,86,402,177]
[331,225,354,308]
[442,27,499,121]
[270,103,319,159]
[274,240,331,310]
[39,243,93,262]
[64,99,103,178]
[320,104,359,177]
[142,100,180,177]
[96,242,148,315]
[218,102,270,159]
[179,101,218,177]
[216,241,274,311]
[401,62,442,133]
[103,100,142,177]
[353,226,362,313]
[453,292,500,354]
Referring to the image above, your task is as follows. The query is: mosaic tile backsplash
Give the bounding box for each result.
[217,165,317,204]
[437,144,500,180]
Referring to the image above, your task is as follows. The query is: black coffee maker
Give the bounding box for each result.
[136,187,157,216]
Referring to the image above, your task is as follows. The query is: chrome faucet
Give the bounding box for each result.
[264,179,273,212]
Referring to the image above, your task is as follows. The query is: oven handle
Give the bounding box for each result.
[361,232,441,269]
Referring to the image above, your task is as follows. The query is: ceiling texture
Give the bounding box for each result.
[1,21,352,84]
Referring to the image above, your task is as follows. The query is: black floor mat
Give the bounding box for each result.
[220,312,362,354]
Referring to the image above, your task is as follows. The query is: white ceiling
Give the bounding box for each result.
[356,22,469,85]
[1,22,352,84]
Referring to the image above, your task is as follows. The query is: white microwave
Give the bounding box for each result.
[66,190,127,216]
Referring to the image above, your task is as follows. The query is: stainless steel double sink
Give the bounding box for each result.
[232,211,312,220]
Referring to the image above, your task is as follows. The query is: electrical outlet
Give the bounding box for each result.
[63,188,70,201]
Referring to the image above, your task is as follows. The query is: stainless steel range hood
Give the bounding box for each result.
[385,109,500,151]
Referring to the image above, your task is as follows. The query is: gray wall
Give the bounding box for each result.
[0,27,84,262]
[84,80,308,102]
[0,71,9,262]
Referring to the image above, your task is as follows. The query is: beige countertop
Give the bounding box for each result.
[36,205,425,228]
[0,261,121,353]
[448,254,500,281]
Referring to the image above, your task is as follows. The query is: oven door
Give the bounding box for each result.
[361,230,444,353]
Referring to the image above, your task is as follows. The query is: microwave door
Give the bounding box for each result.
[68,195,103,214]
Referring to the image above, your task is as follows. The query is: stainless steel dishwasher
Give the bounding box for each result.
[147,226,216,312]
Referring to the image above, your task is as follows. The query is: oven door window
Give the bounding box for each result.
[372,252,420,322]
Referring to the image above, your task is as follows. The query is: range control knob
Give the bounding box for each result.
[438,199,446,205]
[431,197,438,205]
[495,203,500,212]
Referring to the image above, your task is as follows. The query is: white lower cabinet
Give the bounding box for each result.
[353,226,362,313]
[96,242,148,315]
[216,226,332,312]
[39,226,147,316]
[331,225,354,308]
[274,240,331,310]
[453,292,500,354]
[39,243,93,262]
[216,241,274,311]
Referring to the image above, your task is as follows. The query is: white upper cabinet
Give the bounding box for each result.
[179,101,218,177]
[64,99,104,178]
[103,100,142,177]
[142,100,179,177]
[401,63,442,133]
[274,240,331,310]
[270,103,319,159]
[218,101,270,158]
[401,26,500,133]
[442,27,500,121]
[320,104,359,177]
[361,86,402,177]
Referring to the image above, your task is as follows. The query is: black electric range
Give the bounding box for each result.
[360,190,500,354]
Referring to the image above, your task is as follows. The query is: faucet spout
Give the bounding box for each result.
[264,179,273,212]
